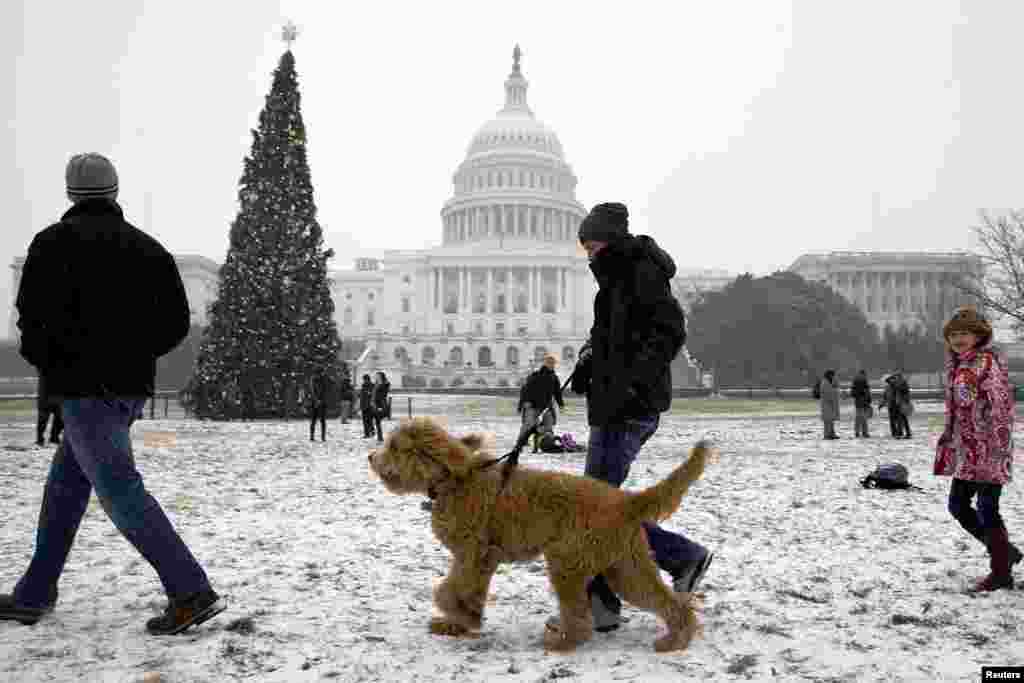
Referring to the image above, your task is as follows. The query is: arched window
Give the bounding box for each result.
[422,346,436,365]
[533,346,547,365]
[506,346,519,366]
[367,309,375,327]
[478,347,492,367]
[448,347,464,365]
[562,346,576,363]
[343,307,353,325]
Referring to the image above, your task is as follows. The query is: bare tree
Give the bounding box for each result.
[957,210,1024,335]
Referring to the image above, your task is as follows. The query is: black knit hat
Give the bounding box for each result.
[578,202,629,244]
[66,153,118,200]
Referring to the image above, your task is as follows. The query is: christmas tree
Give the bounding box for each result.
[185,31,346,419]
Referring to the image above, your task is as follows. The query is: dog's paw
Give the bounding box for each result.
[543,626,585,652]
[429,617,478,638]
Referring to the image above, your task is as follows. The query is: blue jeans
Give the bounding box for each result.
[948,478,1004,545]
[584,415,708,610]
[14,398,211,607]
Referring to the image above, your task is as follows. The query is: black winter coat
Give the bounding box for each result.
[518,366,565,412]
[16,199,190,397]
[359,381,375,410]
[308,374,334,408]
[850,376,872,408]
[372,381,390,412]
[339,379,355,402]
[572,235,686,427]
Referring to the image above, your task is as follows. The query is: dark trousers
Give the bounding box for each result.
[948,478,1004,545]
[362,408,375,438]
[372,409,384,442]
[898,411,911,437]
[854,406,870,437]
[887,405,903,437]
[14,398,211,607]
[583,415,707,612]
[37,404,64,444]
[309,404,327,441]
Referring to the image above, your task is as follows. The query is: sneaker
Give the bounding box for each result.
[671,551,715,594]
[146,589,226,635]
[0,594,54,625]
[544,594,629,634]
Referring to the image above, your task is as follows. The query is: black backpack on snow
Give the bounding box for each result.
[860,463,920,490]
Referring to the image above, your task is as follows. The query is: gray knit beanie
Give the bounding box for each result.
[66,153,119,200]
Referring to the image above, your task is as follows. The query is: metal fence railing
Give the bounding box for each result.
[0,390,182,420]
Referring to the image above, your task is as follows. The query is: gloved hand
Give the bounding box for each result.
[570,356,592,395]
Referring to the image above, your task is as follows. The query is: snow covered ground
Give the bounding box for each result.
[1,395,1022,682]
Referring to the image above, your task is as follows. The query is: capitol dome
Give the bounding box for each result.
[440,46,586,248]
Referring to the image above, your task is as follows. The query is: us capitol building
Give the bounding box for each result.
[9,49,994,387]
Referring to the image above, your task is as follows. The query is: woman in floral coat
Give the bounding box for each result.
[934,305,1021,591]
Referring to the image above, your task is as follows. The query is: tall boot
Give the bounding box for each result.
[975,526,1015,592]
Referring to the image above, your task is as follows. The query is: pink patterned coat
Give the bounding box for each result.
[933,345,1015,484]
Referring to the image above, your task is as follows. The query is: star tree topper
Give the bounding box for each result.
[282,21,299,49]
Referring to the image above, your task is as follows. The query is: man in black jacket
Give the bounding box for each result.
[517,353,565,452]
[850,370,872,438]
[0,154,225,635]
[558,202,714,634]
[359,374,376,438]
[308,370,332,442]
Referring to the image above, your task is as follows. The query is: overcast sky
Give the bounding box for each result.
[4,1,1022,337]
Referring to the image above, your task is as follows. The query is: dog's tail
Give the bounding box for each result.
[624,440,712,525]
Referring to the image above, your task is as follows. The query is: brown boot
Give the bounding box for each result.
[975,526,1015,592]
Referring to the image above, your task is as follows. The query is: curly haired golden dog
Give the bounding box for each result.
[368,416,712,653]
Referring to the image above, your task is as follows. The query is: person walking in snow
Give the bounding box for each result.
[338,373,355,424]
[0,153,225,634]
[554,202,713,637]
[517,352,565,453]
[880,374,905,438]
[370,371,391,442]
[935,305,1021,591]
[359,374,375,438]
[893,371,913,439]
[818,369,841,439]
[849,370,872,438]
[308,370,332,442]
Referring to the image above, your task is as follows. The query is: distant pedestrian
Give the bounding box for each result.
[880,374,903,438]
[339,374,355,424]
[308,370,331,442]
[935,305,1021,591]
[517,352,565,453]
[818,369,840,439]
[893,371,913,439]
[0,153,225,634]
[35,373,63,447]
[849,370,872,438]
[371,371,391,443]
[359,374,375,438]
